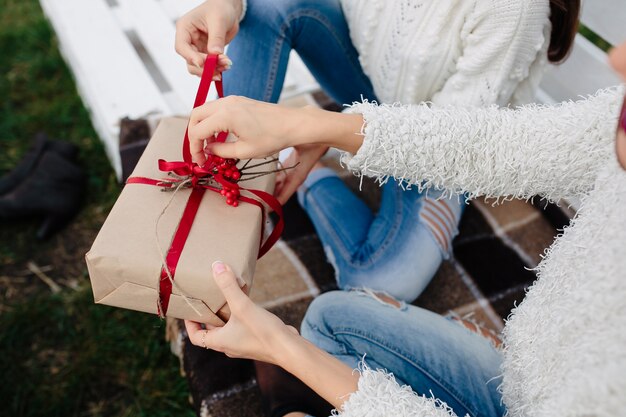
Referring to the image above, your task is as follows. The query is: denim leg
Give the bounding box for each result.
[301,291,505,417]
[227,0,457,302]
[224,0,377,103]
[298,168,375,261]
[300,174,450,302]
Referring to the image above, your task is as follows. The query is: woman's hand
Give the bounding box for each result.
[185,261,297,364]
[188,96,312,165]
[275,144,328,204]
[188,96,364,165]
[185,261,359,410]
[175,0,241,76]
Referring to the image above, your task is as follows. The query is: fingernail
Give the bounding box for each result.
[212,261,226,274]
[237,276,246,287]
[212,74,222,81]
[225,58,233,67]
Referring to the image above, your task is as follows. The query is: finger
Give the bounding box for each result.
[204,141,245,159]
[186,63,203,77]
[286,325,299,335]
[187,44,209,68]
[273,171,286,195]
[189,134,207,166]
[207,17,228,54]
[175,27,206,67]
[189,101,222,129]
[275,164,302,204]
[189,111,229,141]
[212,261,249,310]
[276,174,300,205]
[189,117,230,163]
[216,64,231,74]
[184,320,203,344]
[184,321,220,348]
[218,54,233,70]
[188,108,226,164]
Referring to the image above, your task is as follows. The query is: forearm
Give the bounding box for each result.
[295,107,364,154]
[338,88,622,201]
[274,331,359,410]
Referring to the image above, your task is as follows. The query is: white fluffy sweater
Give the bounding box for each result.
[339,0,551,106]
[335,86,626,416]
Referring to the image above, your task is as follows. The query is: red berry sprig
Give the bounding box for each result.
[199,155,297,207]
[207,155,241,206]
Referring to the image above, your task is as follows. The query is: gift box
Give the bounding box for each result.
[86,55,282,325]
[86,117,278,325]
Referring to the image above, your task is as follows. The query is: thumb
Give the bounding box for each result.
[207,17,228,54]
[212,261,248,308]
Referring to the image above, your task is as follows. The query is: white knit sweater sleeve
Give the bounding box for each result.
[431,0,550,107]
[334,367,462,417]
[342,87,623,202]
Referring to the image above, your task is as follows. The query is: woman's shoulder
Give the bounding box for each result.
[471,0,550,25]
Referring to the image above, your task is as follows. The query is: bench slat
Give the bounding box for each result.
[40,0,171,177]
[159,0,204,21]
[118,0,199,112]
[538,34,621,103]
[581,0,626,47]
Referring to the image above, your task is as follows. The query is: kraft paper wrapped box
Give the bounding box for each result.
[86,117,275,326]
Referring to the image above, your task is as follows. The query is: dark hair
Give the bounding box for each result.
[548,0,581,63]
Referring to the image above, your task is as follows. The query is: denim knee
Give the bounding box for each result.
[297,167,339,208]
[337,268,432,304]
[335,233,443,303]
[301,291,352,340]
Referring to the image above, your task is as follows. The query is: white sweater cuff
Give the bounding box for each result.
[336,365,460,417]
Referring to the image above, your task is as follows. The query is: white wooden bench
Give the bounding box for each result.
[40,0,625,180]
[39,0,318,178]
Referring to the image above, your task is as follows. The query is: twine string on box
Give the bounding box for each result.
[127,54,286,319]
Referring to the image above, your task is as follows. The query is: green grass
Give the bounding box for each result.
[0,0,118,263]
[0,288,194,417]
[0,0,194,415]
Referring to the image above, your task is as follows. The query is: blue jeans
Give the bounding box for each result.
[301,291,505,417]
[224,0,376,103]
[226,0,464,302]
[298,170,464,302]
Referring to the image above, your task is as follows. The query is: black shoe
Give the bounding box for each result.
[254,361,333,417]
[0,132,78,196]
[0,150,85,239]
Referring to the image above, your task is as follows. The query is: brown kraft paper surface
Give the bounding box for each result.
[86,117,275,325]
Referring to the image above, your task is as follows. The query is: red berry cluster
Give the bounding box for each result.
[207,155,241,207]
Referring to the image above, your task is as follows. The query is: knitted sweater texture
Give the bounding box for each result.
[336,87,626,416]
[338,0,551,106]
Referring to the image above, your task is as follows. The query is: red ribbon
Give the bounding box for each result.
[127,54,284,318]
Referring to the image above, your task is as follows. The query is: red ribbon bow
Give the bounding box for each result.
[127,54,284,318]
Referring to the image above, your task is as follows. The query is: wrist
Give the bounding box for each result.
[294,107,364,153]
[269,327,308,368]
